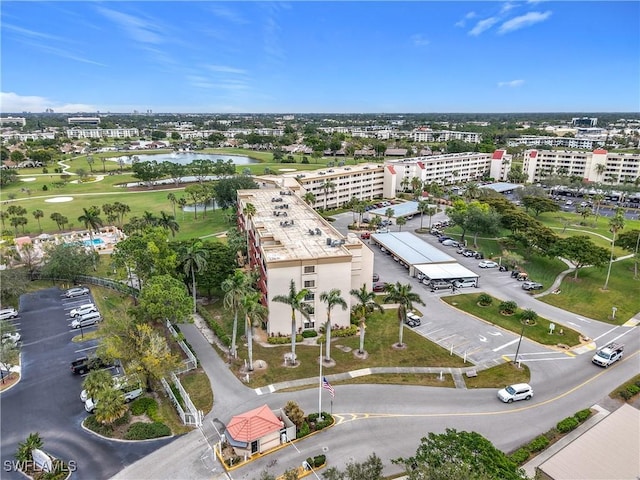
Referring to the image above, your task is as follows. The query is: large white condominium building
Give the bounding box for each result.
[507,135,605,150]
[412,128,481,144]
[66,128,139,139]
[523,149,640,185]
[237,188,374,337]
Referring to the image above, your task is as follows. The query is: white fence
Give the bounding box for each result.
[160,373,203,427]
[166,320,198,373]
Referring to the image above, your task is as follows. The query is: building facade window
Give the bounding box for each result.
[303,266,315,274]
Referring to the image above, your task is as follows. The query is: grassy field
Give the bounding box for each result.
[442,293,582,346]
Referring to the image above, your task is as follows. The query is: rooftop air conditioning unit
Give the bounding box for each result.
[326,237,332,246]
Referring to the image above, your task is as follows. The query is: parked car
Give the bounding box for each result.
[441,239,459,247]
[453,279,478,288]
[478,260,499,268]
[497,383,533,403]
[428,280,453,291]
[71,311,102,329]
[522,281,543,291]
[463,250,477,257]
[70,303,97,317]
[373,282,387,292]
[405,312,422,327]
[360,232,371,240]
[0,307,18,320]
[65,287,90,298]
[70,355,113,375]
[438,235,452,243]
[2,331,21,345]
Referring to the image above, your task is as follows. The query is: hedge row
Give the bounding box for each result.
[124,422,171,440]
[509,408,593,465]
[267,334,303,345]
[617,379,640,400]
[197,306,231,347]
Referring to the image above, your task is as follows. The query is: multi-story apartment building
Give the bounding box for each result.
[65,128,139,139]
[67,117,101,125]
[237,188,374,336]
[0,117,27,127]
[411,128,481,144]
[522,149,640,185]
[1,132,56,142]
[507,135,605,150]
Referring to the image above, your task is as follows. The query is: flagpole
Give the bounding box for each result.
[318,341,323,419]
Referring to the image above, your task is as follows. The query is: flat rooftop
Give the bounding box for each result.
[280,162,384,181]
[238,188,358,262]
[371,231,455,265]
[369,201,421,217]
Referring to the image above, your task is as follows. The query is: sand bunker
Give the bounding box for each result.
[44,196,74,203]
[20,177,37,182]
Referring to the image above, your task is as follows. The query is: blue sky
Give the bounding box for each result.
[1,1,638,114]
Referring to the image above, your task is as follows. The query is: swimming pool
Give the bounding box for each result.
[83,238,105,247]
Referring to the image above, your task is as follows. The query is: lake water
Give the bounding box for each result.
[118,152,258,165]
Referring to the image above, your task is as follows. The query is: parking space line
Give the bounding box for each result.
[493,338,519,352]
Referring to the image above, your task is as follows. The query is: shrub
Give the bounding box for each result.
[499,300,518,314]
[574,409,591,423]
[509,448,530,465]
[311,454,326,467]
[528,435,549,452]
[478,293,493,306]
[197,306,231,347]
[42,185,48,191]
[267,334,303,345]
[113,410,131,427]
[297,422,310,438]
[84,415,114,436]
[620,389,633,400]
[627,384,640,396]
[130,397,156,416]
[124,422,171,440]
[301,329,318,338]
[557,417,579,433]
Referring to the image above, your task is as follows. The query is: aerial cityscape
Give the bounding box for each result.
[1,2,639,480]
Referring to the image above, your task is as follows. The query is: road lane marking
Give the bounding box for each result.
[493,339,519,352]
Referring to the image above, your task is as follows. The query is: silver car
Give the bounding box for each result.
[65,287,90,298]
[0,308,19,320]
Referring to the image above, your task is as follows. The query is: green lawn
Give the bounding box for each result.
[442,293,582,347]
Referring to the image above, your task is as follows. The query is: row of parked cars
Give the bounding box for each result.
[1,307,21,345]
[64,287,103,329]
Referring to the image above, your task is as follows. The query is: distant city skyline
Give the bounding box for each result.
[1,1,638,114]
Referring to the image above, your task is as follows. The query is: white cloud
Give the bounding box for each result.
[205,65,248,75]
[411,34,430,46]
[500,3,517,14]
[468,17,499,36]
[208,5,248,25]
[498,79,525,88]
[499,11,552,34]
[455,11,476,28]
[96,7,164,45]
[2,23,64,41]
[0,92,97,113]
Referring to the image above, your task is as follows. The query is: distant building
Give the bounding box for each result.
[412,128,481,144]
[67,117,101,125]
[66,128,139,139]
[522,148,640,185]
[0,117,26,127]
[507,135,606,150]
[571,117,598,128]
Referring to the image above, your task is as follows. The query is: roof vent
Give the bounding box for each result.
[326,237,332,246]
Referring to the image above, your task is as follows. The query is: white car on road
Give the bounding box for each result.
[479,260,499,268]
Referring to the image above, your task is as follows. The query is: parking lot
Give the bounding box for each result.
[0,287,172,480]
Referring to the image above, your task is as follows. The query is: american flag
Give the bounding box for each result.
[322,377,335,398]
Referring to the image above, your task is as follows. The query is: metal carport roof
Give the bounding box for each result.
[414,263,479,280]
[371,232,455,265]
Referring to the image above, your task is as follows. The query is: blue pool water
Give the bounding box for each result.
[83,238,105,247]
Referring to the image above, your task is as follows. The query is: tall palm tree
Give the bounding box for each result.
[321,180,336,210]
[177,197,187,221]
[396,216,407,231]
[595,163,606,182]
[32,209,44,233]
[94,387,127,424]
[157,211,179,237]
[272,280,312,364]
[350,284,383,355]
[383,282,425,348]
[603,208,625,290]
[241,290,267,371]
[303,192,316,207]
[222,269,249,358]
[142,210,158,227]
[113,202,130,227]
[319,289,347,362]
[167,192,177,218]
[78,206,104,244]
[242,203,256,259]
[180,242,209,313]
[82,370,113,401]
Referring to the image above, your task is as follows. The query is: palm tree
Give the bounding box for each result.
[157,211,179,237]
[0,211,7,230]
[32,209,44,233]
[383,282,425,347]
[417,200,429,230]
[272,280,312,364]
[94,387,127,424]
[319,289,347,362]
[350,284,383,355]
[177,197,187,221]
[78,206,103,269]
[464,182,480,201]
[241,290,267,371]
[180,242,209,313]
[82,370,113,400]
[321,180,336,210]
[167,192,177,218]
[385,207,394,225]
[595,163,606,182]
[603,208,625,290]
[141,211,157,227]
[303,192,316,207]
[15,432,43,462]
[242,203,256,258]
[222,269,249,358]
[396,216,407,231]
[592,193,605,224]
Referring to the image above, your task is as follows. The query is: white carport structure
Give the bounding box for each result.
[413,263,479,284]
[370,232,460,277]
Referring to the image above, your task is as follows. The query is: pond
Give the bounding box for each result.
[111,152,258,165]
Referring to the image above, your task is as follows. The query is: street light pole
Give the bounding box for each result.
[513,321,526,365]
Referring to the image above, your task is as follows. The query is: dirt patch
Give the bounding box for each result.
[0,372,19,391]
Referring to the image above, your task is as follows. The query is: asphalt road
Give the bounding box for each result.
[0,287,174,480]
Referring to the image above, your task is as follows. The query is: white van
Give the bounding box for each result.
[71,311,102,329]
[70,303,97,317]
[84,385,143,413]
[453,279,478,288]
